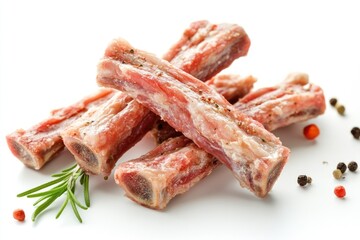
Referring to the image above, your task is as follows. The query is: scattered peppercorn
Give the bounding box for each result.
[303,124,320,140]
[337,162,347,174]
[13,209,25,222]
[329,97,346,115]
[348,161,358,172]
[351,127,360,139]
[297,175,310,187]
[332,169,342,179]
[306,176,312,184]
[329,98,337,106]
[334,185,346,198]
[336,104,345,115]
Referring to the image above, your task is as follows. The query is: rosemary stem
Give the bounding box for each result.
[17,163,90,223]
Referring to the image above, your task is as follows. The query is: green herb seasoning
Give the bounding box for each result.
[17,164,90,223]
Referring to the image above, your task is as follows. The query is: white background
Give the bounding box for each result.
[1,0,360,239]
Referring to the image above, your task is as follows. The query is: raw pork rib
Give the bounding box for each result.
[114,73,326,209]
[116,136,219,209]
[61,92,157,176]
[6,88,115,170]
[97,38,290,197]
[234,73,326,131]
[62,21,251,176]
[152,73,325,144]
[207,74,256,104]
[163,20,251,81]
[152,74,256,143]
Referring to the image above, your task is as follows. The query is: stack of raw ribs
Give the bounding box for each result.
[6,21,326,209]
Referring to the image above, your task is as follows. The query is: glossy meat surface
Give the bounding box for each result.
[163,20,251,81]
[152,74,256,143]
[234,73,326,131]
[6,88,115,169]
[63,20,251,176]
[97,38,290,197]
[61,91,157,176]
[115,136,219,209]
[115,74,325,209]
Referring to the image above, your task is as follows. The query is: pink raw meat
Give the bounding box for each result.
[235,73,326,131]
[62,21,251,176]
[97,38,290,197]
[6,88,115,169]
[114,73,325,209]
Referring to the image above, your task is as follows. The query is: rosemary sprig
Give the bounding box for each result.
[17,164,90,223]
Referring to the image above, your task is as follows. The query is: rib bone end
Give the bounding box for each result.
[6,132,64,170]
[116,171,163,209]
[253,148,289,198]
[6,134,39,169]
[62,137,102,175]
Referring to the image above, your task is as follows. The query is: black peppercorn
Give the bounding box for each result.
[351,127,360,139]
[337,162,347,174]
[329,98,337,107]
[348,161,358,172]
[297,175,308,186]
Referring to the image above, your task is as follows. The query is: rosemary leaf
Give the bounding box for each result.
[18,163,91,223]
[67,183,88,210]
[33,195,52,206]
[32,187,65,206]
[51,173,68,178]
[17,174,69,197]
[51,170,74,178]
[84,174,90,207]
[69,195,83,223]
[61,164,78,173]
[32,192,62,221]
[27,182,67,198]
[80,172,85,185]
[55,196,69,219]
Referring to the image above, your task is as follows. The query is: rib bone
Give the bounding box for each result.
[97,38,290,197]
[114,74,325,208]
[62,21,251,176]
[6,88,115,169]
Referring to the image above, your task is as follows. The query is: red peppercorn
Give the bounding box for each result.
[303,124,320,140]
[334,185,346,198]
[13,209,25,222]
